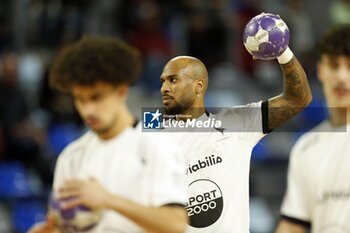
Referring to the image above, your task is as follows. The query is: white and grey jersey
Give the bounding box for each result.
[281,121,350,233]
[163,101,268,233]
[53,123,187,233]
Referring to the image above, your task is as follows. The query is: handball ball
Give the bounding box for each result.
[243,12,290,60]
[49,195,102,232]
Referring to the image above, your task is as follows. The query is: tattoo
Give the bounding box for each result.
[268,56,312,131]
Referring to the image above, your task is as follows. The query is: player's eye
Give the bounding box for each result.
[91,94,103,101]
[170,77,177,83]
[328,61,339,70]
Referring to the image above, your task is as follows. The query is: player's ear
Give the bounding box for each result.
[195,78,204,95]
[117,84,129,98]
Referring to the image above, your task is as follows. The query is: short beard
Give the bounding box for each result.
[165,105,185,115]
[165,99,193,116]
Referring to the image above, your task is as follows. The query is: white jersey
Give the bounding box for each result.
[281,121,350,233]
[163,101,267,233]
[53,124,187,233]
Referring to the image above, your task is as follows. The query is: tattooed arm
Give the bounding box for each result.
[267,56,312,131]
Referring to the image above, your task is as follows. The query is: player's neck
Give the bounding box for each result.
[98,106,134,140]
[329,107,350,127]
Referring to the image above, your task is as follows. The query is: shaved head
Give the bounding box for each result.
[163,56,209,93]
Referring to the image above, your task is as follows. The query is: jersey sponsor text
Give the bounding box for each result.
[186,155,222,175]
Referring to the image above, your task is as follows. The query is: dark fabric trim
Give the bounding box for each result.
[205,109,210,117]
[262,100,272,134]
[281,214,311,229]
[132,119,139,128]
[161,203,186,208]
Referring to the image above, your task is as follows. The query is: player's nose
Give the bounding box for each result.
[160,82,170,94]
[336,66,350,82]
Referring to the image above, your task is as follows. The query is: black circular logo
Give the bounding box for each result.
[185,179,223,228]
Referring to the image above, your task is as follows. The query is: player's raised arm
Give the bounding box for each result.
[268,52,312,131]
[243,13,312,132]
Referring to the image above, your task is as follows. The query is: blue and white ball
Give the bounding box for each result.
[243,13,290,60]
[49,196,102,232]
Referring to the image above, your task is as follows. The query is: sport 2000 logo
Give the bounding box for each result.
[185,179,223,228]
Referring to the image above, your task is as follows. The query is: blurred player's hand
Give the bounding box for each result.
[27,214,56,233]
[57,177,110,210]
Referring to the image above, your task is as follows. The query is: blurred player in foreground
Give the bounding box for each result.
[28,37,188,233]
[276,24,350,233]
[158,21,312,233]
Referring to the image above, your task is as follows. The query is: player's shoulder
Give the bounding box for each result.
[213,101,262,117]
[136,131,183,166]
[133,122,158,144]
[134,121,179,149]
[58,130,95,159]
[291,121,329,158]
[141,132,180,153]
[233,101,262,109]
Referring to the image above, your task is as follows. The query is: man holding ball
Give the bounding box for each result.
[157,13,312,232]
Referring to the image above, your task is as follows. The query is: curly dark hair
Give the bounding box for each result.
[319,24,350,58]
[50,36,142,91]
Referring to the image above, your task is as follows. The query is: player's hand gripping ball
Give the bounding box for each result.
[243,13,290,60]
[49,195,102,232]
